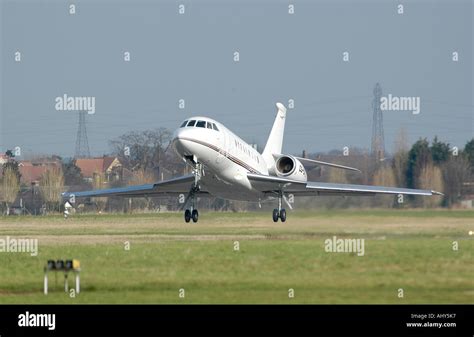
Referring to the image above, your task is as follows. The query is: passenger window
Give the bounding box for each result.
[196,121,206,128]
[206,122,213,129]
[180,120,188,128]
[212,123,219,131]
[187,120,196,127]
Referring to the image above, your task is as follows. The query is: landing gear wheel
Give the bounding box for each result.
[184,209,191,223]
[280,209,286,222]
[272,209,279,222]
[192,209,199,223]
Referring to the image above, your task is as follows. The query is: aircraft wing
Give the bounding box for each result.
[62,174,206,200]
[247,173,443,197]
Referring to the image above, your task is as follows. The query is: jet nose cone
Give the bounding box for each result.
[172,127,189,142]
[171,128,181,142]
[172,129,181,147]
[172,128,191,155]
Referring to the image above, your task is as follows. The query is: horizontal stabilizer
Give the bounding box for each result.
[295,156,361,173]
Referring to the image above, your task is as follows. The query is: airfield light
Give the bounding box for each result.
[65,260,73,270]
[43,259,81,295]
[46,260,55,270]
[56,260,65,270]
[73,259,81,269]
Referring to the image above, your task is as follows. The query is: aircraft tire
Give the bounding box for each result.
[272,209,279,222]
[192,209,199,223]
[184,209,191,223]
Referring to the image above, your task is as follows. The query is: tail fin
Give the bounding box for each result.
[262,102,287,169]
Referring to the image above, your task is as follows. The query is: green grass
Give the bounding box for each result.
[0,210,473,304]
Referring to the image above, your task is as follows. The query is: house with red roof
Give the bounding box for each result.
[18,159,62,185]
[75,156,124,182]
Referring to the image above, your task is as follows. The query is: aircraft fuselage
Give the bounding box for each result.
[172,116,269,201]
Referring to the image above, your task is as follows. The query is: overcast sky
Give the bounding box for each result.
[1,0,472,158]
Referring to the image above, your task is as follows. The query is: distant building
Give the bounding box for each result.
[461,198,473,208]
[18,159,62,185]
[0,153,9,165]
[75,156,123,182]
[461,182,474,208]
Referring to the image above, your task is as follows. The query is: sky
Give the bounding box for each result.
[1,0,473,159]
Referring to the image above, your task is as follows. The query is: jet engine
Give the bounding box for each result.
[274,155,307,182]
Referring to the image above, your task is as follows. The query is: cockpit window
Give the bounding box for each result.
[180,120,188,128]
[212,123,219,131]
[187,120,196,127]
[196,120,206,128]
[206,122,213,129]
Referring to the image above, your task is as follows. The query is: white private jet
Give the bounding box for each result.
[62,102,442,222]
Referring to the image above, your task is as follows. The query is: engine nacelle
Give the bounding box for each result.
[274,155,307,182]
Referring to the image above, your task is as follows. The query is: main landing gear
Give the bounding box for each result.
[184,209,198,223]
[272,191,287,223]
[183,162,202,223]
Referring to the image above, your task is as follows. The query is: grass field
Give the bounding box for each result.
[0,209,473,304]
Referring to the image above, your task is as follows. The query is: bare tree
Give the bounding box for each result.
[323,168,350,208]
[327,167,348,184]
[373,165,396,207]
[129,169,155,211]
[130,168,155,185]
[418,163,443,208]
[92,171,107,212]
[392,128,409,187]
[109,128,172,172]
[441,156,470,207]
[2,166,20,214]
[39,167,64,213]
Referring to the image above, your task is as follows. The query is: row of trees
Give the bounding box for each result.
[317,135,473,208]
[399,136,472,207]
[0,127,177,214]
[1,166,20,214]
[0,166,64,214]
[1,128,473,214]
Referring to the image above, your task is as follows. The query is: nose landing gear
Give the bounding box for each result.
[183,162,202,223]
